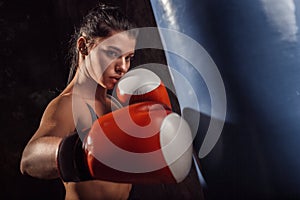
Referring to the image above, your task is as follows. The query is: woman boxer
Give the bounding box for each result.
[20,2,197,200]
[20,4,137,199]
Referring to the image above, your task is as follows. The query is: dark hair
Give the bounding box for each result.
[67,3,138,84]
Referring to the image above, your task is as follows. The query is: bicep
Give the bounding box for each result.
[20,97,76,178]
[20,106,70,178]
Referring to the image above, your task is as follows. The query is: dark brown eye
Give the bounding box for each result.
[105,50,119,58]
[125,55,134,62]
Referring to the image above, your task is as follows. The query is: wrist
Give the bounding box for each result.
[56,133,91,182]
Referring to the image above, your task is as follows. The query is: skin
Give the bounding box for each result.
[20,31,136,200]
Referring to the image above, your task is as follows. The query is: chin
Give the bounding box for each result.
[105,84,115,90]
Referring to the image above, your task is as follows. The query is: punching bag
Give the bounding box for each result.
[150,0,300,199]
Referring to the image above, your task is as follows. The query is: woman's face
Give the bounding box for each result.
[85,32,136,89]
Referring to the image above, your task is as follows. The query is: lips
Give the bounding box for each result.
[110,76,121,83]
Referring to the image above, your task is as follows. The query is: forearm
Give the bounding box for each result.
[20,136,62,179]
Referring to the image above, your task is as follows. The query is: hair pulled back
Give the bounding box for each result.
[67,3,137,83]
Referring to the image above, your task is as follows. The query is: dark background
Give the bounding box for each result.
[0,0,169,199]
[5,0,300,199]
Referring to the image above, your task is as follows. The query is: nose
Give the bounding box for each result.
[115,56,129,75]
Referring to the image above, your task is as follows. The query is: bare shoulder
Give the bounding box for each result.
[42,93,73,123]
[32,93,75,139]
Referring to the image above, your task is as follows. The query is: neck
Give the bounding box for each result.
[68,69,107,103]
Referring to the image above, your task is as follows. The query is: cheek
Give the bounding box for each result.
[89,53,110,79]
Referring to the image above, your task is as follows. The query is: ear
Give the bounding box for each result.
[77,36,88,56]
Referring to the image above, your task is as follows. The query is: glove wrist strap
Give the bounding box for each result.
[57,133,92,182]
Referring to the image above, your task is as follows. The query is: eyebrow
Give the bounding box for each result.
[107,46,122,54]
[106,46,135,56]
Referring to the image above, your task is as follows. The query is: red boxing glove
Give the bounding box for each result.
[116,68,172,109]
[57,101,193,184]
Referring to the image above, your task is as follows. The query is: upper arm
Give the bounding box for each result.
[20,95,75,178]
